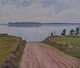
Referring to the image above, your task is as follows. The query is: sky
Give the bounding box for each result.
[0,0,80,23]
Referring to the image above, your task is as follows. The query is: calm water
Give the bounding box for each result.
[0,23,80,42]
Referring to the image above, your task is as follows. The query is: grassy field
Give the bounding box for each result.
[52,36,80,47]
[42,36,80,60]
[0,34,26,67]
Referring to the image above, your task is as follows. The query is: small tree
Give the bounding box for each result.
[61,29,66,35]
[70,29,74,35]
[50,32,53,36]
[75,27,79,35]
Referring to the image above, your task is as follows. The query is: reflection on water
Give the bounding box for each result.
[0,23,80,42]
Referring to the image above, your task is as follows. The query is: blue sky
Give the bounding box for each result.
[0,0,80,23]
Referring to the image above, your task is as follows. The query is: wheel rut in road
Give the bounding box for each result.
[20,42,80,68]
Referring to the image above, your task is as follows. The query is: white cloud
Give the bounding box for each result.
[0,0,80,23]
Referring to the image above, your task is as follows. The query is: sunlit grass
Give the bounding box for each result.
[52,36,80,47]
[42,36,80,60]
[0,34,26,66]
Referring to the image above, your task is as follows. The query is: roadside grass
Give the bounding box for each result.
[0,34,26,67]
[42,39,66,52]
[42,36,80,60]
[52,36,80,47]
[17,40,26,68]
[0,34,18,63]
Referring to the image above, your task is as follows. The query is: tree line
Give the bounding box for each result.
[50,27,80,36]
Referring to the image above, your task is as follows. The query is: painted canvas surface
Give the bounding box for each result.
[0,0,80,68]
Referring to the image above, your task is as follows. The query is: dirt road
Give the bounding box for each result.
[20,42,80,68]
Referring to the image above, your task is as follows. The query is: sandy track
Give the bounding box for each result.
[20,42,80,68]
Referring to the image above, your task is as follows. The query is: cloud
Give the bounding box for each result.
[0,0,80,23]
[39,0,58,8]
[0,0,32,8]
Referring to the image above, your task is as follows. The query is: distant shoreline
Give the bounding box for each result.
[0,22,80,25]
[8,22,80,24]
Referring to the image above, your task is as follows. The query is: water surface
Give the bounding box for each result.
[0,23,80,42]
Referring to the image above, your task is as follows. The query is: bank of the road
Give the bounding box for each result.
[20,42,80,68]
[0,34,26,68]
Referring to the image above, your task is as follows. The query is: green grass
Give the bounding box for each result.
[52,36,80,47]
[17,40,26,68]
[0,34,26,66]
[42,36,80,60]
[42,39,66,52]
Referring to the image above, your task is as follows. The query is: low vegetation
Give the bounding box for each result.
[52,36,80,47]
[0,34,26,68]
[42,36,80,60]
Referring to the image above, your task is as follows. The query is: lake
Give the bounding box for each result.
[0,23,80,42]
